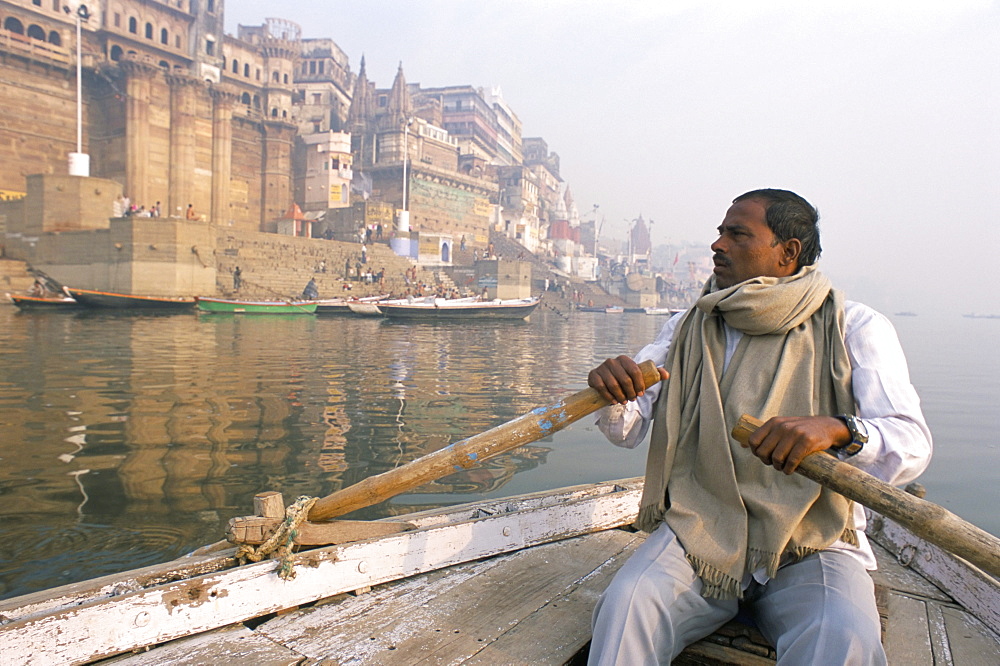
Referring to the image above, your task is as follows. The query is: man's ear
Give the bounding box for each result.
[780,238,802,267]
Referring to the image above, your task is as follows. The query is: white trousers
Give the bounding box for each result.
[589,524,886,665]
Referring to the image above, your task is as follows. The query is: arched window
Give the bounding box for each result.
[145,23,153,39]
[27,24,46,41]
[110,45,123,61]
[160,28,168,45]
[241,92,251,105]
[4,17,24,34]
[48,31,61,45]
[252,94,260,108]
[159,60,169,70]
[232,59,238,74]
[272,71,279,83]
[282,110,287,118]
[243,63,250,77]
[271,108,278,117]
[128,17,137,34]
[283,74,289,84]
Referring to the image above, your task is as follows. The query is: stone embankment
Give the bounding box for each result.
[214,230,452,301]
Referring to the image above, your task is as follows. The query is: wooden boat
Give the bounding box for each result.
[315,295,389,315]
[6,292,83,310]
[604,305,624,314]
[0,478,996,665]
[378,296,541,320]
[644,306,685,316]
[65,287,196,310]
[346,300,386,316]
[195,297,318,314]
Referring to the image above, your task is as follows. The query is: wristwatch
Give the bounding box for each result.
[834,414,868,456]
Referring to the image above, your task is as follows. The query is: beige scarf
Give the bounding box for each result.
[636,265,857,599]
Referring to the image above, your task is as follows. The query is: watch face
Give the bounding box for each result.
[850,415,869,443]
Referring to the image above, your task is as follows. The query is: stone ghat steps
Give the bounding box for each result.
[0,258,36,294]
[212,235,443,301]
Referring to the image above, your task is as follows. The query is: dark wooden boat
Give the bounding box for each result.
[65,287,196,310]
[6,292,83,310]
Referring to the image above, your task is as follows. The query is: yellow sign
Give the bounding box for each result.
[472,197,492,217]
[329,184,342,203]
[0,189,26,202]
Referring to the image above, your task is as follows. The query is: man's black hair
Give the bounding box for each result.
[733,189,822,266]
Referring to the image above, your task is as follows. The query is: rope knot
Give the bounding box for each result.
[235,495,317,580]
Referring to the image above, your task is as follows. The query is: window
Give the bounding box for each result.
[309,61,316,74]
[27,24,45,41]
[205,39,214,56]
[160,28,168,45]
[283,74,288,84]
[256,69,261,80]
[244,63,250,77]
[272,71,279,82]
[32,0,41,6]
[4,17,24,34]
[48,30,60,45]
[318,61,324,74]
[145,23,153,39]
[232,59,238,74]
[110,45,123,61]
[241,92,251,105]
[128,17,137,34]
[207,0,215,12]
[312,93,322,105]
[175,35,180,48]
[114,13,121,28]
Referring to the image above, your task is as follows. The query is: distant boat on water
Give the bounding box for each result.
[963,313,1000,319]
[895,311,918,317]
[65,287,196,310]
[378,296,540,321]
[196,297,317,314]
[6,293,83,310]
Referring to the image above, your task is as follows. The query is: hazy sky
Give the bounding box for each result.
[226,1,999,316]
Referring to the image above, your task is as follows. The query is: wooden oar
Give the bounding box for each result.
[306,359,664,522]
[733,414,1000,579]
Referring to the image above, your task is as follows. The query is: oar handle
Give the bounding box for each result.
[308,360,664,522]
[733,414,1000,578]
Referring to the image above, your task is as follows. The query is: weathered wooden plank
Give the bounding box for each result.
[926,601,954,666]
[0,484,641,665]
[870,514,1000,635]
[106,625,303,665]
[0,549,239,624]
[462,531,645,665]
[256,529,640,663]
[883,592,933,666]
[0,478,642,625]
[869,541,951,602]
[940,604,1000,665]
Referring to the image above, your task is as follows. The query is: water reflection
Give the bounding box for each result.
[0,308,665,598]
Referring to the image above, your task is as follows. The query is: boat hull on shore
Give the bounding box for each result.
[66,287,196,310]
[196,297,318,314]
[379,297,540,320]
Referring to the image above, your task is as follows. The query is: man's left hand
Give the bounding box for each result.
[742,416,852,474]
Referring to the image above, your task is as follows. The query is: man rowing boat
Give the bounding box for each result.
[587,189,932,664]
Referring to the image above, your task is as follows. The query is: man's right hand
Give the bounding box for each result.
[588,355,669,405]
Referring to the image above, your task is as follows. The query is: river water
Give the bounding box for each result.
[0,305,996,600]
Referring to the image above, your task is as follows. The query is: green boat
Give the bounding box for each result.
[196,297,318,314]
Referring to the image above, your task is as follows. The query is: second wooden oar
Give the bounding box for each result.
[733,414,1000,579]
[307,360,664,522]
